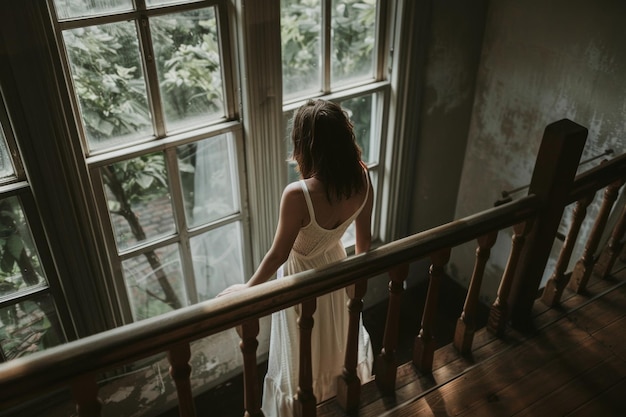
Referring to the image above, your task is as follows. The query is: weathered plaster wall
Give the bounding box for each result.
[450,0,626,303]
[409,0,489,233]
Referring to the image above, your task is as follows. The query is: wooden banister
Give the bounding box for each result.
[569,178,625,293]
[594,197,626,278]
[295,299,316,417]
[375,263,409,395]
[238,320,263,417]
[168,343,195,417]
[541,192,595,306]
[337,279,368,413]
[508,119,587,329]
[5,119,626,417]
[454,231,498,354]
[488,220,532,336]
[413,248,451,373]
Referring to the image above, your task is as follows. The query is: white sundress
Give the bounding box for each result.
[261,178,374,417]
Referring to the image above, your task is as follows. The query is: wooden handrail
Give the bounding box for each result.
[0,195,539,407]
[2,120,626,416]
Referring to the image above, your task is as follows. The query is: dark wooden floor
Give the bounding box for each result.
[165,266,626,417]
[319,268,626,417]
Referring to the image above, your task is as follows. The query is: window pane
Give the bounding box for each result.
[281,0,322,99]
[152,7,225,132]
[0,294,64,361]
[331,0,377,86]
[0,196,48,297]
[338,94,376,164]
[53,0,133,20]
[178,134,239,228]
[63,22,152,152]
[191,222,244,302]
[0,123,15,180]
[122,243,186,320]
[146,0,203,7]
[103,152,175,251]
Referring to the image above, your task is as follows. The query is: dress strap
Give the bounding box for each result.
[299,180,316,220]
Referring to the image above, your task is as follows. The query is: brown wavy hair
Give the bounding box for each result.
[290,99,365,201]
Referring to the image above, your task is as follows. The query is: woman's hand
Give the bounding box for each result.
[217,283,249,297]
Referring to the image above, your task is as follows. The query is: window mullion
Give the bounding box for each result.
[322,0,331,93]
[165,147,198,305]
[137,15,167,138]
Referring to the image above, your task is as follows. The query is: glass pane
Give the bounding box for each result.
[0,122,15,180]
[281,0,322,99]
[152,7,225,132]
[63,21,153,152]
[331,0,377,86]
[122,244,186,320]
[0,294,64,361]
[103,152,175,251]
[53,0,133,20]
[178,134,239,228]
[147,0,203,7]
[191,222,245,301]
[0,196,48,297]
[339,94,376,164]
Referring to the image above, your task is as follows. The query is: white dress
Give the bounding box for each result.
[261,179,374,417]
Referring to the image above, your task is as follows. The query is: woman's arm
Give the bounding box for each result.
[218,183,306,296]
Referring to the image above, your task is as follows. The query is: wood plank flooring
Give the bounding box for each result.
[335,270,626,417]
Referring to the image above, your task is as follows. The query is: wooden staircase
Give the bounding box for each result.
[318,269,626,417]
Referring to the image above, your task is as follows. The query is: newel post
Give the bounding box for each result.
[507,119,587,330]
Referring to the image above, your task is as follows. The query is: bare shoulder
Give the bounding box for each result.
[281,182,306,207]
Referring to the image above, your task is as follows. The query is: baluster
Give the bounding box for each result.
[593,198,626,278]
[71,374,102,417]
[569,178,625,293]
[454,232,498,354]
[488,220,533,336]
[541,193,594,306]
[337,278,367,413]
[238,320,264,417]
[168,343,196,417]
[294,298,317,417]
[375,263,409,395]
[413,248,451,373]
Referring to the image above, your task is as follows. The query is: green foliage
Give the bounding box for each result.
[65,23,151,142]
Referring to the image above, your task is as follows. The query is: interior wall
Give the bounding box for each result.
[408,0,489,233]
[450,0,626,303]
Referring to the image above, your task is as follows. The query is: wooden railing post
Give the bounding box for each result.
[541,193,594,306]
[454,232,497,354]
[71,374,102,417]
[238,320,264,417]
[413,248,450,373]
[294,298,317,417]
[337,279,367,413]
[568,178,625,293]
[508,119,587,330]
[594,197,626,278]
[168,343,196,417]
[375,263,409,395]
[488,221,532,336]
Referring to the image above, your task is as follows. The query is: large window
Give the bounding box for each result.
[51,0,250,323]
[0,91,68,361]
[0,0,407,360]
[281,0,389,244]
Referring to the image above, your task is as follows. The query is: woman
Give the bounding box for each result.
[219,99,373,416]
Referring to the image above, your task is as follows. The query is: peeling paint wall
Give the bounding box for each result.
[450,0,626,303]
